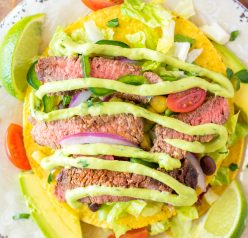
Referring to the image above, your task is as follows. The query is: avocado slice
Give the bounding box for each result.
[213,42,248,119]
[213,42,247,71]
[19,172,83,238]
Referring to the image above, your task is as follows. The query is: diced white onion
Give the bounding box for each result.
[200,23,229,45]
[84,20,104,42]
[204,189,219,205]
[174,42,191,62]
[162,0,195,19]
[186,48,203,63]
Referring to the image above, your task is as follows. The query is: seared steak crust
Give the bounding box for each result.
[31,114,144,149]
[152,96,229,159]
[55,159,197,204]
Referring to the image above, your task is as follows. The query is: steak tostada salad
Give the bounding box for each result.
[1,0,248,237]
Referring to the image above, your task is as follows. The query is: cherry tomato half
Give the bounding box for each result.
[5,124,31,170]
[82,0,123,11]
[108,228,149,238]
[167,87,207,113]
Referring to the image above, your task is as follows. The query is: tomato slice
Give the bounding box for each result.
[5,124,31,170]
[167,87,207,113]
[82,0,123,10]
[108,228,149,238]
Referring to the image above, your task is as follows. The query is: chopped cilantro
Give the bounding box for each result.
[229,163,238,171]
[47,172,54,184]
[218,151,228,154]
[78,160,89,168]
[87,100,94,107]
[226,68,233,80]
[13,213,30,220]
[234,69,248,83]
[230,30,239,41]
[161,75,177,81]
[107,18,119,28]
[62,95,71,107]
[174,34,195,45]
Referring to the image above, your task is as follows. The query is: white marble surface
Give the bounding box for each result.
[0,0,247,237]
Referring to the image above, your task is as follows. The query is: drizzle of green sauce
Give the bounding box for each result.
[40,150,197,208]
[61,143,181,170]
[66,43,234,97]
[35,76,232,99]
[30,93,228,153]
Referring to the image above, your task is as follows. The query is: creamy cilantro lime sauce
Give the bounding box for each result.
[35,76,231,99]
[30,93,228,153]
[61,143,181,170]
[40,150,197,208]
[69,43,234,97]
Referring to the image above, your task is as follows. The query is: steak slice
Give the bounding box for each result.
[55,159,198,204]
[35,56,161,103]
[31,114,144,149]
[151,96,230,159]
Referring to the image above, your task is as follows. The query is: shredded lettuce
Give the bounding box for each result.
[229,121,248,145]
[84,20,104,42]
[170,206,198,238]
[102,28,115,40]
[226,112,240,135]
[126,200,147,217]
[210,166,230,186]
[71,28,90,43]
[126,31,146,48]
[97,200,164,237]
[141,202,163,217]
[142,61,161,72]
[150,219,170,235]
[49,27,78,56]
[121,0,174,53]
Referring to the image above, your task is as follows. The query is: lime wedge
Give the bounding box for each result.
[193,180,248,238]
[0,14,44,100]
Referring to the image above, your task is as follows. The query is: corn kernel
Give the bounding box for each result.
[149,96,167,113]
[140,134,152,151]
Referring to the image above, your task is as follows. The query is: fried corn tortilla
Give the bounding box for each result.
[23,4,245,230]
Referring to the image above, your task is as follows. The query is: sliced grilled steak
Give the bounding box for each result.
[151,96,229,159]
[31,114,144,149]
[55,159,197,204]
[35,56,162,103]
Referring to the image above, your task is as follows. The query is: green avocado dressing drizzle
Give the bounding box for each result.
[35,76,231,99]
[30,93,228,153]
[40,150,197,208]
[61,143,181,170]
[63,43,234,97]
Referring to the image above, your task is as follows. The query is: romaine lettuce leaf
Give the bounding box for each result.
[150,219,170,235]
[126,31,146,48]
[229,121,248,145]
[49,27,79,56]
[71,28,90,43]
[121,0,174,53]
[170,206,198,238]
[97,200,165,237]
[210,166,230,186]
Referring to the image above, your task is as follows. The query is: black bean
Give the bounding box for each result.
[88,203,101,212]
[200,156,216,176]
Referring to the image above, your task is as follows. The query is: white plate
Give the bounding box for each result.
[0,0,248,237]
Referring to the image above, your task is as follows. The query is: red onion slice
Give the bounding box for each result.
[69,91,92,108]
[59,132,138,148]
[186,153,206,192]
